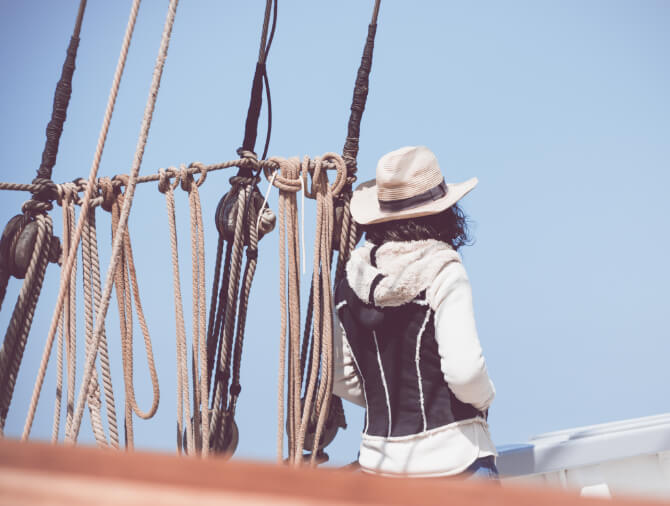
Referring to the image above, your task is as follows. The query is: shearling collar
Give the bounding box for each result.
[345,240,461,307]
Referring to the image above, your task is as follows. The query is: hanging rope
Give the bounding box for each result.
[22,0,179,442]
[65,0,178,445]
[105,179,160,449]
[22,0,143,440]
[207,165,274,456]
[0,214,55,435]
[267,153,346,466]
[157,165,210,456]
[81,196,119,448]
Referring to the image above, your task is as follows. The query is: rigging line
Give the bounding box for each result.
[0,216,52,435]
[65,0,180,444]
[36,0,88,182]
[0,156,347,195]
[22,0,143,441]
[260,0,277,160]
[240,0,277,159]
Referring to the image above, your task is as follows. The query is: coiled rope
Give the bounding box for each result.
[268,153,346,465]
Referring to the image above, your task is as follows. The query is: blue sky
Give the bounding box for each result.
[0,1,668,465]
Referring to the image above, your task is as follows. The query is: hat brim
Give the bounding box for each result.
[350,177,478,225]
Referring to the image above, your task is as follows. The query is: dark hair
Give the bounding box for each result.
[362,204,472,251]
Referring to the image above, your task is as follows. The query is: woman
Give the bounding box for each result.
[333,146,497,479]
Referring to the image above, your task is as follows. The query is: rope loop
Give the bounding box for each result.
[267,157,302,193]
[55,181,79,206]
[179,165,194,193]
[21,198,53,215]
[112,173,129,190]
[321,152,347,197]
[29,178,59,204]
[189,161,209,188]
[99,177,116,212]
[236,148,261,175]
[157,168,171,194]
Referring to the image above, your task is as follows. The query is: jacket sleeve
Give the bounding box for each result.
[332,314,366,407]
[427,261,495,411]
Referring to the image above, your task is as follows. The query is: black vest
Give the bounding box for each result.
[335,278,481,438]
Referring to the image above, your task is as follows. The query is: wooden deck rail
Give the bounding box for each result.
[0,439,667,505]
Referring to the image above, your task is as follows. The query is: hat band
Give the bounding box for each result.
[378,180,447,212]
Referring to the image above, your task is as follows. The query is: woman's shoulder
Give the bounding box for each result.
[426,256,472,311]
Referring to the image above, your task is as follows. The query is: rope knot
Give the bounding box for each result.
[236,148,261,175]
[99,177,117,212]
[179,165,194,192]
[29,177,59,203]
[188,161,209,187]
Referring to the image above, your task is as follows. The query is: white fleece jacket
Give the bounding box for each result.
[333,239,496,476]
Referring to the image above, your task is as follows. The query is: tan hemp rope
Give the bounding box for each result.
[108,183,160,448]
[22,0,144,440]
[158,169,194,454]
[267,153,345,465]
[64,0,179,444]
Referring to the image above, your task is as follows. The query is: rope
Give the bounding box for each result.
[80,203,108,447]
[22,0,143,440]
[341,0,381,180]
[184,167,210,456]
[335,0,381,283]
[0,215,53,435]
[108,184,160,448]
[0,157,349,198]
[268,153,346,465]
[36,0,88,181]
[159,169,194,454]
[66,0,178,443]
[240,0,278,159]
[82,206,119,447]
[271,157,301,463]
[63,197,77,439]
[208,174,264,455]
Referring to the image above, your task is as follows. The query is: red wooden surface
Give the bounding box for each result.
[0,438,667,505]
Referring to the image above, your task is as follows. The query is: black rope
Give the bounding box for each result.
[239,0,278,163]
[35,0,87,189]
[342,21,378,184]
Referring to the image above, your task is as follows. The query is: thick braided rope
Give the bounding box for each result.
[21,0,143,440]
[209,182,248,452]
[183,168,210,456]
[295,158,323,460]
[85,208,120,448]
[80,201,108,447]
[50,196,72,441]
[63,0,179,444]
[106,189,159,448]
[64,200,77,439]
[51,267,66,442]
[158,169,194,454]
[273,158,292,461]
[0,215,52,435]
[298,154,344,464]
[269,157,302,462]
[267,154,346,463]
[36,0,88,181]
[226,182,262,447]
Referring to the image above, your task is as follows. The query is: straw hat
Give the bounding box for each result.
[350,146,478,225]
